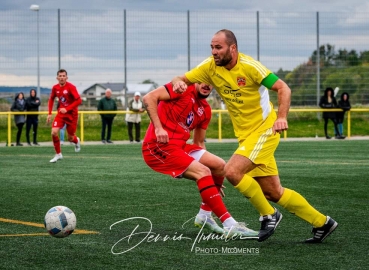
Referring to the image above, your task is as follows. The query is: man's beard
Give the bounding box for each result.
[197,92,210,99]
[215,51,232,66]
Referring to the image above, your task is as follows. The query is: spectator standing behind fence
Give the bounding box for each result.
[98,88,117,144]
[336,92,351,137]
[25,89,41,146]
[126,92,145,143]
[10,92,26,146]
[319,87,344,139]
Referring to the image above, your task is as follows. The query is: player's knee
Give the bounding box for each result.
[263,188,283,202]
[197,165,212,178]
[224,166,241,184]
[212,158,226,176]
[51,130,58,137]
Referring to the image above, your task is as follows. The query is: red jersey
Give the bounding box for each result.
[144,83,212,142]
[48,82,81,115]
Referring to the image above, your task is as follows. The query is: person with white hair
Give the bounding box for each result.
[98,88,117,144]
[126,91,145,143]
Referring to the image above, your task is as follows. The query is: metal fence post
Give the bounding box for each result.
[187,10,191,71]
[124,9,128,109]
[257,11,260,61]
[58,9,61,70]
[316,11,320,106]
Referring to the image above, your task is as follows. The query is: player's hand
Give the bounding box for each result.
[46,115,52,124]
[155,127,169,143]
[59,108,67,114]
[219,185,226,197]
[172,81,188,94]
[273,118,288,135]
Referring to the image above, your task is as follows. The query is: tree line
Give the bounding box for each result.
[275,44,369,106]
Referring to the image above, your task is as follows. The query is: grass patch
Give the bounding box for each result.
[0,141,368,269]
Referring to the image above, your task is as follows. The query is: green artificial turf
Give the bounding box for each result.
[0,141,368,269]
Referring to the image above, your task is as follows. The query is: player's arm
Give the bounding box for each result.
[263,74,291,134]
[142,85,171,143]
[47,89,56,123]
[192,128,207,149]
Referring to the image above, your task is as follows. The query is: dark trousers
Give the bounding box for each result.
[127,122,141,142]
[324,117,340,137]
[101,117,114,141]
[26,116,38,143]
[16,123,25,144]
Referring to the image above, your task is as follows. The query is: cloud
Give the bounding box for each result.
[0,4,368,90]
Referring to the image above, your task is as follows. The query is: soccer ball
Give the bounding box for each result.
[44,206,77,238]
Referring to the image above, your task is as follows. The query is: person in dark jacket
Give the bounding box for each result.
[25,89,41,146]
[10,92,26,146]
[336,92,351,137]
[97,88,117,143]
[319,87,344,139]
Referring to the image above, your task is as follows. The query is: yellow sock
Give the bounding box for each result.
[277,188,326,227]
[235,174,274,216]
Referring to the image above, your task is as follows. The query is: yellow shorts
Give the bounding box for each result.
[234,127,280,177]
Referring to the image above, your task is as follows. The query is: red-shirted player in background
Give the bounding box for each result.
[47,69,82,163]
[142,82,258,239]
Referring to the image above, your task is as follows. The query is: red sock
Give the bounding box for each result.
[200,202,212,211]
[197,176,231,222]
[52,135,61,154]
[71,135,78,144]
[213,174,225,192]
[200,175,225,211]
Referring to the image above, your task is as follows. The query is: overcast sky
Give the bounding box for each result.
[1,1,369,90]
[1,0,369,13]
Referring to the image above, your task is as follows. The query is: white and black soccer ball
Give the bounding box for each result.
[44,206,77,238]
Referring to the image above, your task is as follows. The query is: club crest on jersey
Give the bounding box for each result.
[63,90,68,94]
[237,77,246,86]
[197,107,204,116]
[186,111,194,126]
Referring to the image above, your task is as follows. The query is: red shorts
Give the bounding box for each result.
[52,112,78,135]
[184,144,203,154]
[142,141,203,178]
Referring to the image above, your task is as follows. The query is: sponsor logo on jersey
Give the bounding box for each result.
[60,96,66,103]
[237,77,246,86]
[186,111,194,126]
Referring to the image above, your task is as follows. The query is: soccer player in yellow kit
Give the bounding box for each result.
[172,29,337,243]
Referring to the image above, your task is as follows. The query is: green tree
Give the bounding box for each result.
[335,49,360,66]
[142,79,158,89]
[360,51,369,65]
[311,44,335,66]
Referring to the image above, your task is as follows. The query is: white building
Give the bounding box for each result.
[82,82,155,108]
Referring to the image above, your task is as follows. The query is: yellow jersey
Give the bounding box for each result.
[185,52,277,140]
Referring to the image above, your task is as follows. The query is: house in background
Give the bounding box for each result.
[82,82,155,108]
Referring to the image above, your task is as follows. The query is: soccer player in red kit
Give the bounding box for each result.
[142,82,258,238]
[47,69,82,163]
